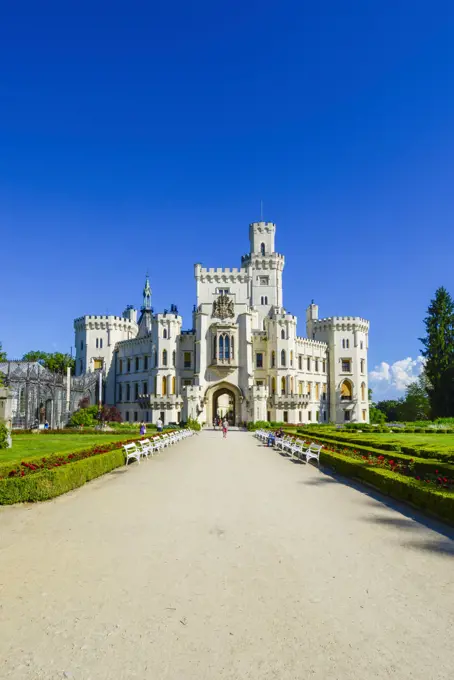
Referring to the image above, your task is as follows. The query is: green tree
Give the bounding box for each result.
[399,376,430,421]
[369,406,386,424]
[22,351,75,374]
[375,399,404,421]
[0,342,7,362]
[420,287,454,417]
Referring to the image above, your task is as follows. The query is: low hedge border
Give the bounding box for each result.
[0,447,126,504]
[293,429,454,478]
[296,428,454,463]
[319,449,454,526]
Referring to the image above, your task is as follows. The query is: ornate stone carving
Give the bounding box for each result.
[212,295,234,320]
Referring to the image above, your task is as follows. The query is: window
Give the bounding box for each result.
[160,411,165,424]
[119,359,123,373]
[135,357,140,371]
[342,359,351,373]
[172,376,176,395]
[256,353,263,368]
[134,411,138,421]
[79,359,83,373]
[290,351,293,367]
[322,360,326,373]
[118,384,122,402]
[315,359,319,372]
[299,411,302,422]
[322,384,327,401]
[135,383,139,399]
[217,288,230,296]
[231,336,234,359]
[281,329,285,339]
[281,349,286,367]
[307,382,312,398]
[271,351,276,368]
[290,377,294,393]
[342,339,350,349]
[145,411,149,422]
[259,276,269,285]
[260,242,266,255]
[126,384,130,401]
[299,381,303,395]
[143,382,148,394]
[154,377,157,394]
[125,411,129,422]
[162,376,167,395]
[307,357,311,371]
[153,350,157,368]
[100,338,103,349]
[80,340,83,350]
[163,328,167,339]
[340,380,353,401]
[271,377,276,394]
[267,411,271,422]
[281,377,286,395]
[256,380,264,386]
[361,382,366,401]
[163,349,168,366]
[323,411,327,421]
[96,338,99,349]
[361,359,365,374]
[360,341,364,350]
[144,356,148,370]
[298,355,302,370]
[127,359,131,372]
[362,409,367,421]
[260,296,268,305]
[316,410,319,421]
[93,359,103,370]
[308,411,312,421]
[315,383,320,400]
[183,379,192,386]
[344,410,351,422]
[283,411,288,423]
[173,350,176,367]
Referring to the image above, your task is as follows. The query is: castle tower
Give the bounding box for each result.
[247,221,285,325]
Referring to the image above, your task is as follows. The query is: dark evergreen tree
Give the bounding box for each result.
[420,287,454,417]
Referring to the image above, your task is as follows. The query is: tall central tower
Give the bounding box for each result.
[247,221,285,325]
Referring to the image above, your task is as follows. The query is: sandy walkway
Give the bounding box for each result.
[0,430,453,679]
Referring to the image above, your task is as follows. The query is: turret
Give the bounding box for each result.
[249,221,276,255]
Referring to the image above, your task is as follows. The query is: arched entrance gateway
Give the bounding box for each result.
[204,382,243,427]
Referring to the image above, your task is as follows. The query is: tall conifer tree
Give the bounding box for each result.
[420,287,454,417]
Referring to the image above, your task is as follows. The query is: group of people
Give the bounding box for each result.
[139,417,163,436]
[213,415,229,438]
[266,427,284,447]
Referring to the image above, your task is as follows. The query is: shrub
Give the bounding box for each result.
[0,423,8,449]
[187,418,201,431]
[68,406,99,427]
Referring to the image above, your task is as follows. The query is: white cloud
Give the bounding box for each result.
[369,356,425,401]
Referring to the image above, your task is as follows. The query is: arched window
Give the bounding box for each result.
[163,328,167,339]
[172,350,176,367]
[213,336,217,359]
[162,376,167,395]
[224,335,230,359]
[290,377,294,394]
[272,377,276,394]
[271,351,275,368]
[340,380,353,401]
[172,376,176,395]
[281,377,286,395]
[281,329,285,339]
[96,338,99,349]
[260,242,266,255]
[361,382,366,401]
[219,335,224,360]
[281,349,286,367]
[100,338,103,349]
[118,384,122,402]
[290,351,293,367]
[231,335,235,359]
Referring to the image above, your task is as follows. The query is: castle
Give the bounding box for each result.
[74,221,369,426]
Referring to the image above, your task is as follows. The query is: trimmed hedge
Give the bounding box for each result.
[319,449,454,526]
[0,447,125,504]
[0,423,8,449]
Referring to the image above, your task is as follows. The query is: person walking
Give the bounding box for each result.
[140,422,146,436]
[222,418,228,439]
[156,417,163,433]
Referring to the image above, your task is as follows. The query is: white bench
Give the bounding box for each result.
[304,443,323,465]
[123,442,141,465]
[138,438,154,458]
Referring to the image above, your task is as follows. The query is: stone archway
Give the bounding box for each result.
[204,382,243,427]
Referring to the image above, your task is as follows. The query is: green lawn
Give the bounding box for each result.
[1,433,140,465]
[345,432,454,450]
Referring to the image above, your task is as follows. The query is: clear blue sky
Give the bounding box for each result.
[1,1,454,397]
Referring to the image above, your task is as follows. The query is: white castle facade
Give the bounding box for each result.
[74,221,370,426]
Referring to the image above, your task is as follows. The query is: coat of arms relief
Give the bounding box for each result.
[212,295,235,320]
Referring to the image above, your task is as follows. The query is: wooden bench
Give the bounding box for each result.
[123,443,141,465]
[304,443,323,465]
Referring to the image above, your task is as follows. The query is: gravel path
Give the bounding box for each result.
[1,430,453,680]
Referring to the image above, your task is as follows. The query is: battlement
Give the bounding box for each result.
[313,316,369,331]
[296,336,329,349]
[195,265,247,276]
[74,314,136,324]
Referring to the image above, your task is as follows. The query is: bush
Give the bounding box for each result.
[68,406,99,427]
[0,423,8,449]
[187,418,201,431]
[319,449,454,526]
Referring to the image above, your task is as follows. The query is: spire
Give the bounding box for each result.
[143,273,152,310]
